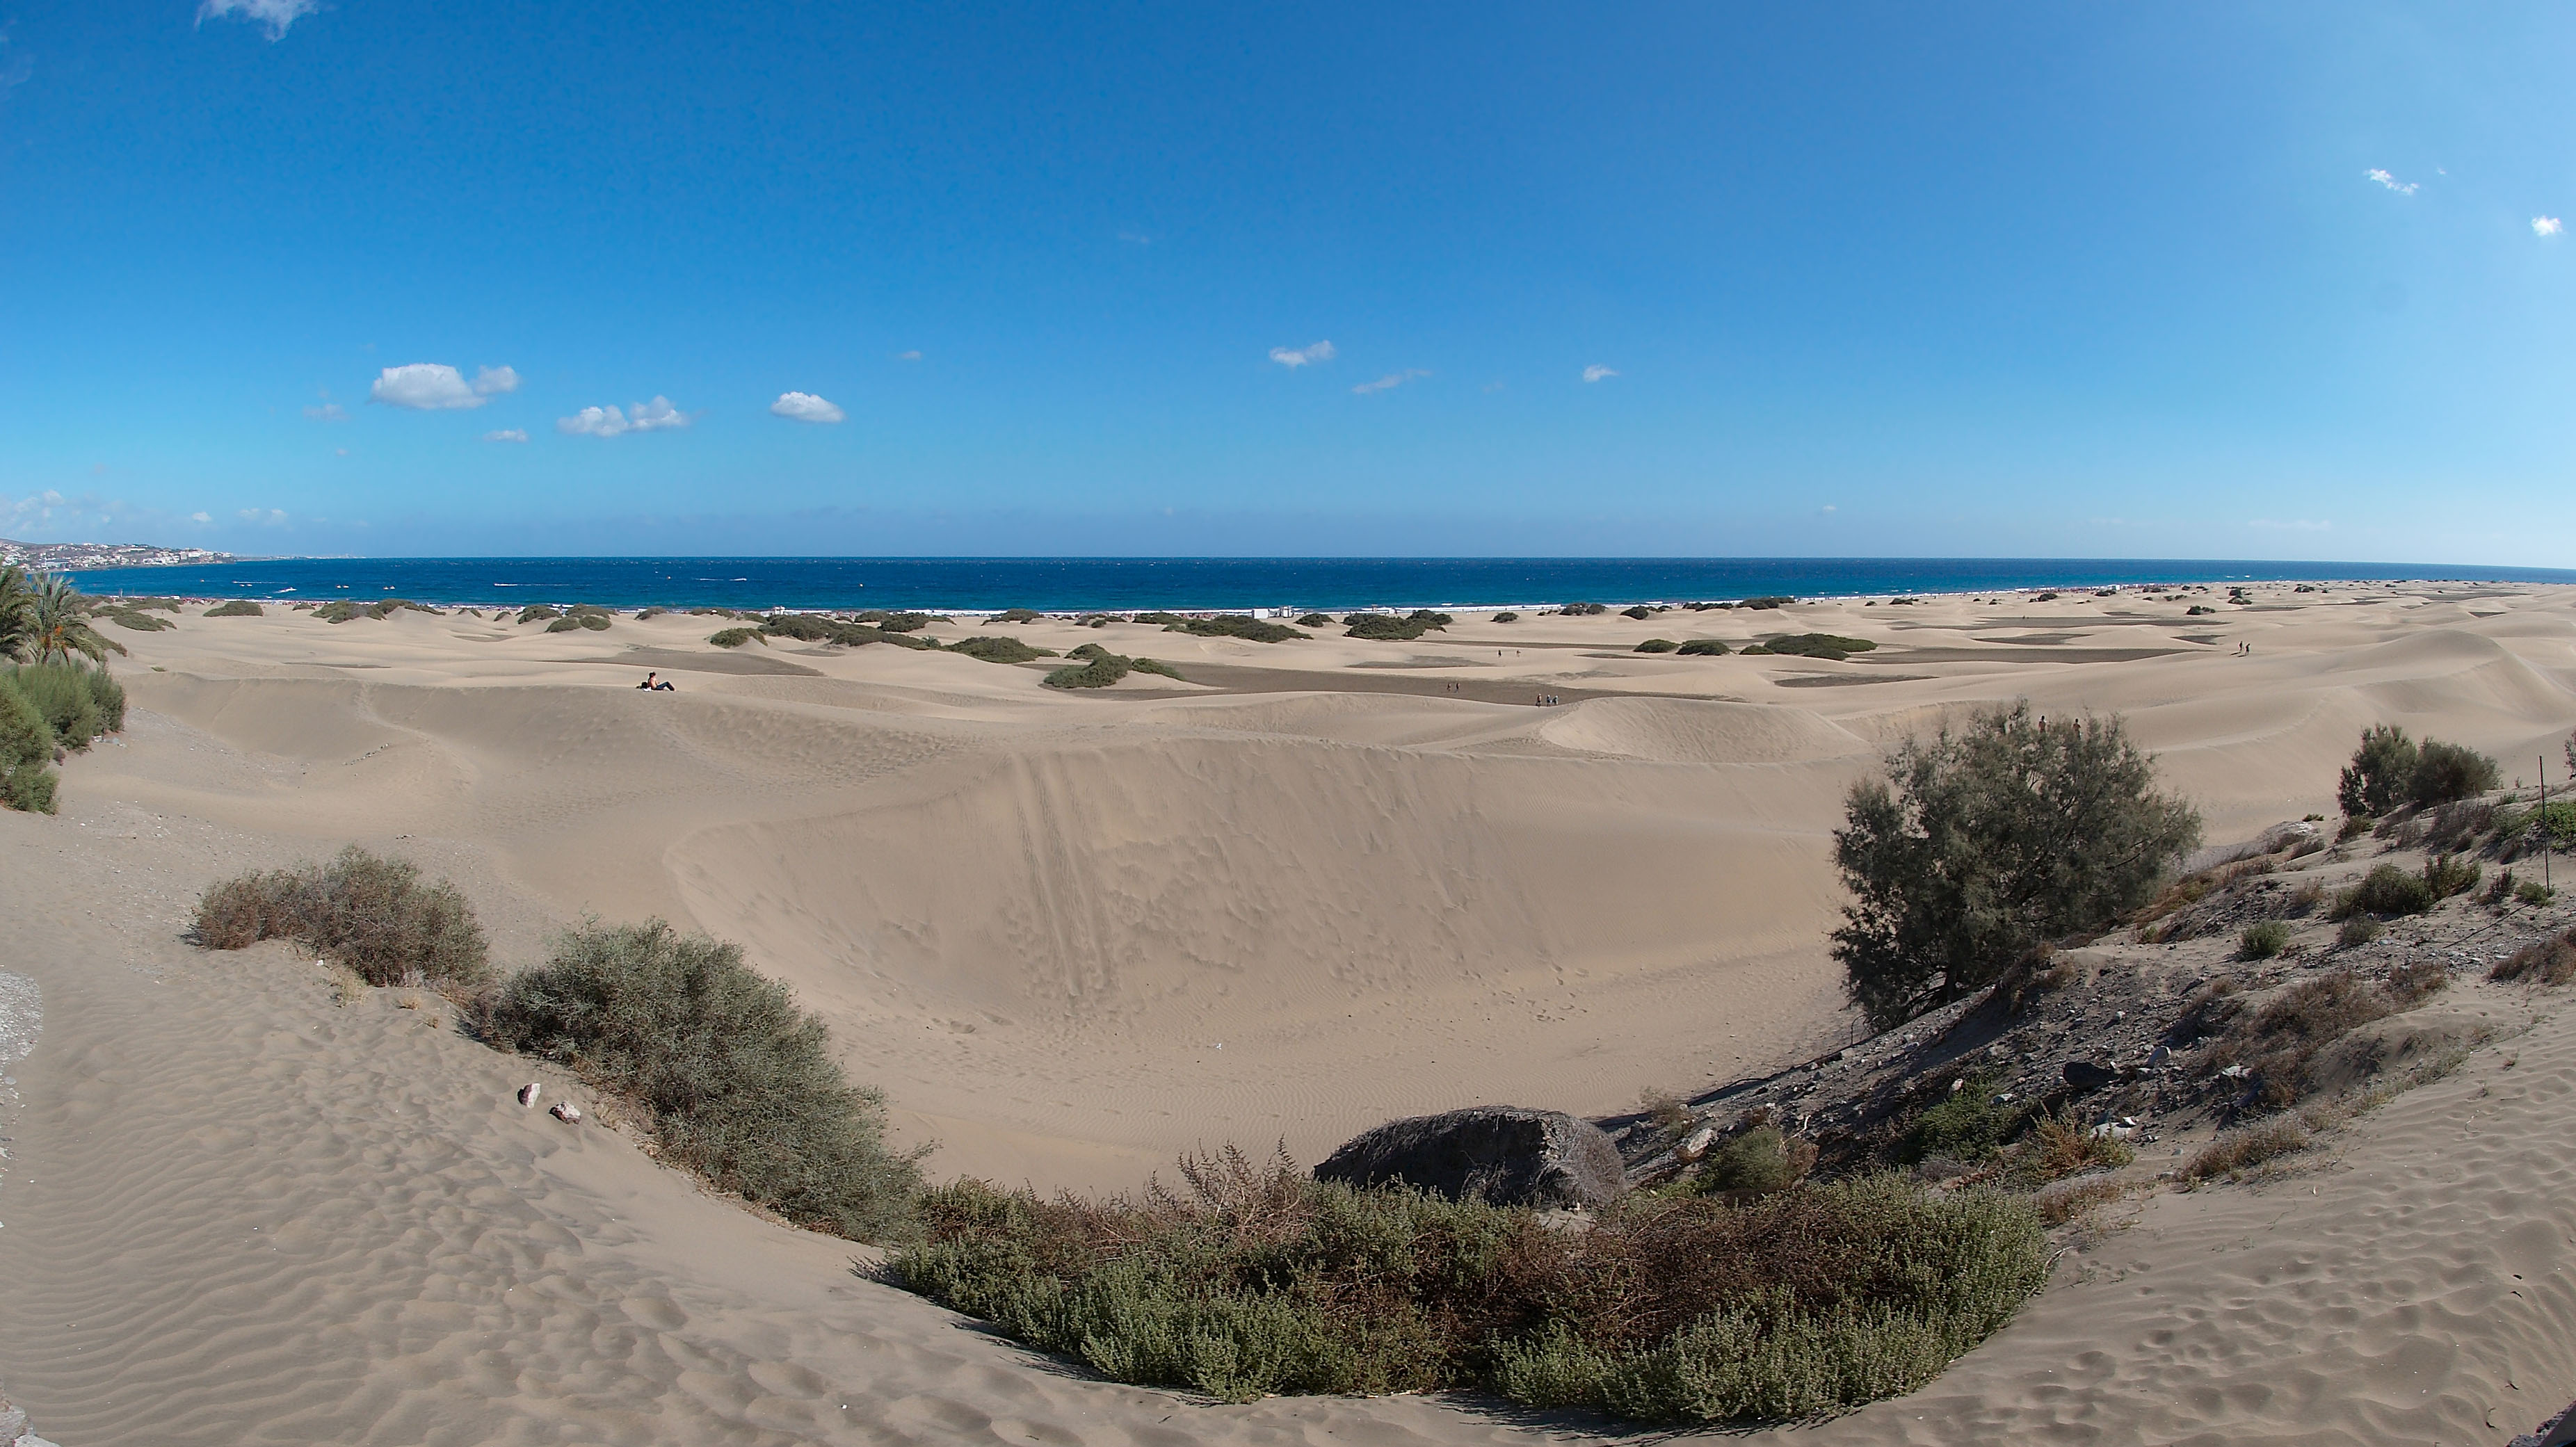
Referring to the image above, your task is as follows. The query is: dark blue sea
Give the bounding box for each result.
[63,557,2576,615]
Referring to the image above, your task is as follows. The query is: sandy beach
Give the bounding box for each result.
[5,578,2576,1444]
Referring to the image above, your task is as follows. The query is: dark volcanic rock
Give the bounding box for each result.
[2061,1060,2118,1093]
[1315,1106,1625,1208]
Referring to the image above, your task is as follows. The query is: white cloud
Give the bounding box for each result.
[1351,369,1430,395]
[1269,341,1337,368]
[480,428,529,443]
[303,402,347,421]
[2248,517,2331,531]
[2536,217,2564,238]
[196,0,321,40]
[236,508,289,525]
[191,511,211,524]
[897,350,922,361]
[371,363,490,410]
[1582,364,1619,382]
[2365,168,2418,195]
[557,396,690,437]
[472,365,520,396]
[1118,230,1152,245]
[770,391,846,423]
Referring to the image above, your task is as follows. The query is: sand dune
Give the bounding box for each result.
[4,578,2575,1441]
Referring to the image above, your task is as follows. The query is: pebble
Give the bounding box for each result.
[550,1103,582,1124]
[517,1083,541,1107]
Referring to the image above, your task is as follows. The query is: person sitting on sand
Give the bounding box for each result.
[638,671,659,689]
[638,671,675,690]
[656,679,675,690]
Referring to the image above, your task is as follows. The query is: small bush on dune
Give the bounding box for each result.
[707,627,761,648]
[2184,1117,2311,1181]
[516,604,563,625]
[1676,638,1729,655]
[1166,615,1306,642]
[2493,929,2576,987]
[894,1159,2044,1425]
[1491,611,1518,623]
[1695,1125,1817,1197]
[986,608,1042,624]
[2331,863,2435,919]
[1738,596,1795,610]
[946,636,1058,663]
[1344,611,1451,641]
[2421,852,2479,900]
[1635,638,1677,653]
[1751,633,1875,661]
[101,607,177,632]
[1296,613,1335,627]
[2024,1108,2134,1181]
[545,605,613,633]
[2196,966,2444,1109]
[1899,1077,2029,1163]
[2,662,122,752]
[2238,920,2292,960]
[487,920,926,1240]
[636,606,669,620]
[1132,657,1184,679]
[203,599,264,617]
[191,846,491,989]
[1045,652,1133,688]
[1621,605,1655,620]
[2338,726,2499,815]
[0,681,58,814]
[2336,916,2383,948]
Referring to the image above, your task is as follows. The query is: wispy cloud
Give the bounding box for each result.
[2536,216,2564,238]
[2248,517,2331,531]
[370,362,510,410]
[771,391,846,423]
[237,508,290,525]
[558,396,690,437]
[480,428,529,443]
[190,511,212,524]
[1582,364,1619,383]
[1351,369,1430,395]
[0,23,33,97]
[303,402,347,422]
[1118,230,1152,245]
[896,350,922,361]
[1269,341,1337,369]
[196,0,322,40]
[2365,168,2418,195]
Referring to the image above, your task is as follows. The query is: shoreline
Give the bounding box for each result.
[54,574,2520,623]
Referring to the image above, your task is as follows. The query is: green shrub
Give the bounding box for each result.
[516,604,564,625]
[1491,612,1518,623]
[191,846,492,989]
[2,761,57,814]
[2336,916,2383,948]
[1831,703,2200,1029]
[1166,615,1306,642]
[102,608,177,631]
[2492,929,2576,987]
[894,1159,2045,1426]
[2332,864,2434,919]
[636,606,669,620]
[758,614,935,649]
[0,681,57,814]
[1296,613,1335,627]
[2422,852,2479,900]
[1635,638,1678,653]
[708,627,760,648]
[1622,605,1655,620]
[858,611,931,632]
[487,920,926,1240]
[987,608,1043,624]
[1344,611,1451,641]
[1132,658,1184,679]
[1559,601,1609,616]
[1676,638,1730,655]
[1696,1126,1816,1196]
[946,636,1058,663]
[1739,596,1794,610]
[2196,966,2445,1108]
[203,599,265,617]
[2238,920,2292,960]
[1899,1078,2029,1163]
[2409,740,2499,806]
[1755,633,1876,661]
[1,663,122,750]
[1045,654,1133,688]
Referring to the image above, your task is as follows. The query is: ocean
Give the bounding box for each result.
[61,556,2576,615]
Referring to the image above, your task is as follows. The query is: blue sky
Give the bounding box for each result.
[3,2,2574,561]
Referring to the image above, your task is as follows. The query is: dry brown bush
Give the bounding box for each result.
[192,846,490,989]
[2493,930,2576,987]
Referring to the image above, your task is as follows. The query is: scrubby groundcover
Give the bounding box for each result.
[892,1151,2045,1424]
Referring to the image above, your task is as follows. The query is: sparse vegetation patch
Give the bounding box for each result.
[191,846,492,989]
